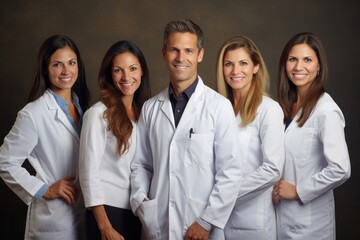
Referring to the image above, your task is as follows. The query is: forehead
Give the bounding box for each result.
[112,52,139,66]
[289,43,316,56]
[225,47,250,59]
[166,32,198,49]
[50,46,76,60]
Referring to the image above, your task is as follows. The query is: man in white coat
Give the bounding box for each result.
[130,19,242,240]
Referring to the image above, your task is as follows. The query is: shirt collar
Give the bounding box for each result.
[169,76,199,100]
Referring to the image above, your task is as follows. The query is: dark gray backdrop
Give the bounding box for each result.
[1,1,359,239]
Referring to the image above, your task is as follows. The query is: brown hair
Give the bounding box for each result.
[98,40,151,155]
[277,32,327,127]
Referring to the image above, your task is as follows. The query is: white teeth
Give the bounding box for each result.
[120,82,135,88]
[60,77,71,82]
[231,77,244,81]
[174,65,187,69]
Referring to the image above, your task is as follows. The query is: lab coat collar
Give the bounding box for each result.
[158,76,205,130]
[43,90,80,141]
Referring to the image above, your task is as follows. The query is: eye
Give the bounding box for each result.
[169,48,177,53]
[304,57,312,63]
[224,62,233,67]
[239,61,248,66]
[288,57,296,62]
[130,66,138,72]
[52,62,62,68]
[113,68,121,73]
[69,60,77,66]
[185,49,194,54]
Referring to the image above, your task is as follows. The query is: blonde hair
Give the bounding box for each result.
[216,36,269,127]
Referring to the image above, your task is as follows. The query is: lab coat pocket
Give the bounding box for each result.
[287,128,316,162]
[279,200,311,230]
[186,133,213,167]
[30,198,72,232]
[227,197,264,230]
[136,199,160,239]
[183,197,208,232]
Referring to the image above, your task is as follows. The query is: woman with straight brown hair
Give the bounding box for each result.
[273,32,351,239]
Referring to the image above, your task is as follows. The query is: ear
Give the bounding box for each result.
[197,48,204,63]
[253,64,260,74]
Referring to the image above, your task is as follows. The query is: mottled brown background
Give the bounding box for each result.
[1,0,359,239]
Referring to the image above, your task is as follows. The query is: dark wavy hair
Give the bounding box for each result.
[98,40,151,155]
[277,32,328,127]
[28,35,90,111]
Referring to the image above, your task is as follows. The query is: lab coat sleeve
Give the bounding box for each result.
[297,103,351,204]
[0,109,45,205]
[79,105,107,208]
[130,102,153,214]
[200,99,242,229]
[237,101,284,201]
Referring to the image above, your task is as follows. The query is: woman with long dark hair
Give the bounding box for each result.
[273,32,351,239]
[0,35,90,239]
[79,40,151,240]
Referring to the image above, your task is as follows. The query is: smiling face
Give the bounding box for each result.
[286,43,320,94]
[162,32,204,90]
[48,46,78,95]
[223,47,259,96]
[112,52,142,99]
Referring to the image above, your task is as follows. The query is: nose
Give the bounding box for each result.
[232,64,240,74]
[176,50,185,62]
[61,65,69,74]
[294,60,303,70]
[121,70,130,81]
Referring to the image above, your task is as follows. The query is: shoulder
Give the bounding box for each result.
[258,96,283,115]
[313,93,345,125]
[83,101,107,120]
[316,93,343,115]
[196,78,231,107]
[21,91,52,116]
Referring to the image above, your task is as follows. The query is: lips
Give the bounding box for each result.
[292,73,307,80]
[173,64,188,70]
[59,77,72,83]
[230,76,245,81]
[120,81,135,88]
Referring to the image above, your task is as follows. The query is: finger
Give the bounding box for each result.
[63,175,76,182]
[61,187,76,204]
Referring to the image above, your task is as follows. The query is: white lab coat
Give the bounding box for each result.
[276,93,351,240]
[130,77,242,240]
[223,96,284,240]
[0,90,84,240]
[79,101,135,210]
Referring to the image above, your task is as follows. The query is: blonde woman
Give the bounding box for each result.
[216,36,284,240]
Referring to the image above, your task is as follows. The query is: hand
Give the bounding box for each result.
[92,205,125,240]
[43,175,77,204]
[99,226,124,240]
[185,222,209,240]
[272,179,299,204]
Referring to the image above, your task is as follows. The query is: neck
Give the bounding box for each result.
[122,95,135,121]
[53,88,72,104]
[232,88,247,114]
[170,76,197,97]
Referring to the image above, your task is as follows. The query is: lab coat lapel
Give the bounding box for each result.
[159,89,176,130]
[44,91,80,141]
[176,77,204,131]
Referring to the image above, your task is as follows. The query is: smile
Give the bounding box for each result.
[120,81,135,88]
